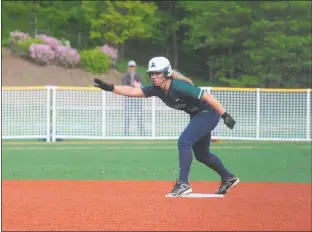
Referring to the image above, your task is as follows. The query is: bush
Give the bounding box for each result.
[35,34,62,51]
[80,48,112,74]
[8,31,114,73]
[100,44,118,63]
[55,46,80,68]
[60,38,71,47]
[2,37,10,47]
[9,31,30,43]
[29,44,56,65]
[35,34,79,68]
[10,36,44,57]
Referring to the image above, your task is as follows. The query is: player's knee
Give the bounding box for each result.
[194,150,212,164]
[178,137,192,150]
[194,150,207,163]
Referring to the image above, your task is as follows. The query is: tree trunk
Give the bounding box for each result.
[165,44,170,60]
[172,24,178,69]
[210,66,213,84]
[77,32,81,50]
[33,12,37,38]
[229,47,233,79]
[119,43,125,60]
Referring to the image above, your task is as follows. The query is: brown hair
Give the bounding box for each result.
[170,69,194,85]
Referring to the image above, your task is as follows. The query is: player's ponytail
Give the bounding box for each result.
[170,70,194,85]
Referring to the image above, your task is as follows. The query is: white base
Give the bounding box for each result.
[165,193,224,198]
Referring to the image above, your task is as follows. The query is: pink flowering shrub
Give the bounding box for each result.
[29,33,79,67]
[35,34,62,51]
[55,45,80,68]
[100,44,118,63]
[29,44,56,65]
[9,31,118,71]
[9,31,30,43]
[9,31,44,57]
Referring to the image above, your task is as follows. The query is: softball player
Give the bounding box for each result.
[94,57,239,197]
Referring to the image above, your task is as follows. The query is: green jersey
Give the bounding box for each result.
[141,79,211,114]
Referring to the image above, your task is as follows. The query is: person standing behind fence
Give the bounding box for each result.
[121,60,145,136]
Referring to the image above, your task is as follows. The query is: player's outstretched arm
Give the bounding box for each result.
[113,85,145,97]
[202,92,226,115]
[93,78,145,97]
[202,91,236,129]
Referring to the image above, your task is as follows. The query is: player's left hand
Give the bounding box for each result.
[221,112,236,129]
[94,78,114,92]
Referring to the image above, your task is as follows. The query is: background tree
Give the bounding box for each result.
[2,0,311,87]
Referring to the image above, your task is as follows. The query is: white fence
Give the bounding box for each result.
[2,86,311,142]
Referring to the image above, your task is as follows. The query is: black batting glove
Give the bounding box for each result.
[221,112,236,129]
[94,78,114,92]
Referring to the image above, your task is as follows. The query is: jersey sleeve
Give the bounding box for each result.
[175,81,205,100]
[141,85,159,98]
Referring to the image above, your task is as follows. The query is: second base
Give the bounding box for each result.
[165,193,224,198]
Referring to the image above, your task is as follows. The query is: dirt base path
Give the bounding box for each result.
[2,181,311,231]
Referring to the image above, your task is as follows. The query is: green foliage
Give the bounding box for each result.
[81,1,159,45]
[2,36,10,47]
[180,1,312,87]
[10,37,44,57]
[241,1,312,87]
[80,48,112,74]
[2,1,312,87]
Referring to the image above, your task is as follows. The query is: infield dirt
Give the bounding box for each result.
[2,180,311,231]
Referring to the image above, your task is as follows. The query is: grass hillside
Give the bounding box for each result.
[2,47,126,87]
[2,47,207,87]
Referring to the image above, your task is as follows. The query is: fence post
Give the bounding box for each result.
[152,97,156,139]
[256,88,261,139]
[51,86,57,142]
[45,86,51,142]
[307,89,311,140]
[102,90,106,138]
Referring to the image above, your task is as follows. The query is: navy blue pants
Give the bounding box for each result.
[177,109,233,183]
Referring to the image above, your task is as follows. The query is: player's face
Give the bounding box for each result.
[128,66,135,74]
[150,72,165,86]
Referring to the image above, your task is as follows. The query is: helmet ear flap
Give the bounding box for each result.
[164,65,172,78]
[164,70,168,78]
[145,72,152,83]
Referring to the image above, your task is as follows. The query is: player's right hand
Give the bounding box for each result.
[221,112,236,129]
[94,78,114,92]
